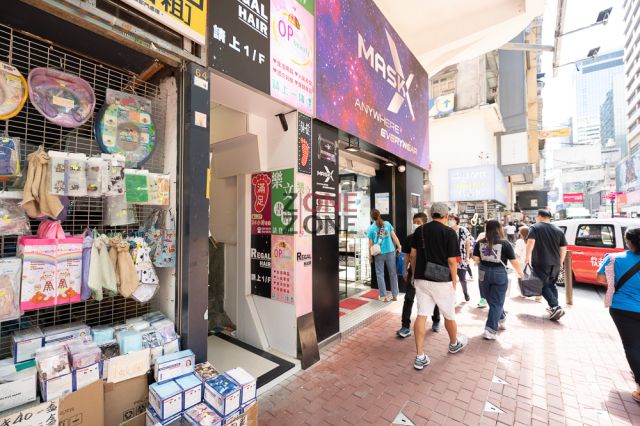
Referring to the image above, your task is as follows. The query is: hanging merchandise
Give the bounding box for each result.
[103,194,136,226]
[85,157,106,197]
[22,146,64,219]
[0,199,30,236]
[0,136,21,178]
[130,236,159,303]
[0,257,22,322]
[153,210,176,268]
[19,237,58,311]
[0,62,28,120]
[140,210,162,256]
[124,169,149,204]
[95,89,156,167]
[37,220,65,239]
[87,234,117,301]
[147,173,171,206]
[27,68,95,128]
[48,151,88,197]
[101,153,126,196]
[109,236,138,298]
[55,237,83,305]
[80,229,92,301]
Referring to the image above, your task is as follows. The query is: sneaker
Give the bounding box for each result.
[464,293,471,302]
[549,306,565,321]
[431,321,441,332]
[498,320,507,330]
[483,330,497,340]
[397,327,412,338]
[477,298,487,308]
[449,334,469,354]
[414,354,431,370]
[378,296,389,302]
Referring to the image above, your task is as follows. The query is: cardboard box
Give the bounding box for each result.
[154,350,194,383]
[225,368,256,404]
[12,327,43,363]
[0,360,37,412]
[203,375,240,417]
[174,373,202,410]
[59,379,104,426]
[148,381,182,421]
[105,374,149,426]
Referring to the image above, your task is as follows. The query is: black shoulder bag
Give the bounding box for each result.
[422,225,452,282]
[615,260,640,292]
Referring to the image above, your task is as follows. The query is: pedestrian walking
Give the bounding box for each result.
[597,227,640,403]
[449,215,472,301]
[524,209,568,320]
[368,209,402,302]
[505,222,516,244]
[397,212,441,338]
[476,231,488,308]
[514,225,528,261]
[473,220,523,340]
[410,202,469,370]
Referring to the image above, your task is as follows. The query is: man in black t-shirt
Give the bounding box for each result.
[409,203,469,370]
[525,209,568,321]
[397,213,441,338]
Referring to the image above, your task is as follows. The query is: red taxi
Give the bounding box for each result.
[553,218,640,285]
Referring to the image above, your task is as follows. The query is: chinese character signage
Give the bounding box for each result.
[315,0,430,169]
[271,168,296,235]
[208,0,315,114]
[209,0,271,93]
[0,399,58,426]
[122,0,207,45]
[270,0,315,114]
[297,112,312,174]
[271,235,294,304]
[294,235,312,316]
[251,172,272,235]
[563,193,584,203]
[251,235,272,297]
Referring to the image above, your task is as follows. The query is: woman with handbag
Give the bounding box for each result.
[368,209,402,302]
[597,227,640,403]
[472,220,524,340]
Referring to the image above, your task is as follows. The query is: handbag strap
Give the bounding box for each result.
[615,258,640,292]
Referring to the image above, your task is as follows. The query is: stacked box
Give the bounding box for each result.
[149,380,183,421]
[204,375,241,418]
[175,373,203,410]
[154,350,195,383]
[12,327,43,363]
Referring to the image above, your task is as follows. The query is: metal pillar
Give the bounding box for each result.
[565,251,573,305]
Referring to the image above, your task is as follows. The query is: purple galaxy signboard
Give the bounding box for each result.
[315,0,429,169]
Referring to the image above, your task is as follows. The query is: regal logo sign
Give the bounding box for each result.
[316,0,429,169]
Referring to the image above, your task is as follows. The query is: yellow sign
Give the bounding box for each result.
[539,127,571,139]
[121,0,207,45]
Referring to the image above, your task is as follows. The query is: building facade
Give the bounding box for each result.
[624,0,640,153]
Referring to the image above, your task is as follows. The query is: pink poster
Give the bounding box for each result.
[251,172,272,235]
[294,236,312,317]
[271,235,295,304]
[270,0,315,115]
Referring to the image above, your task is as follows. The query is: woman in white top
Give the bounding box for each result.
[515,226,529,261]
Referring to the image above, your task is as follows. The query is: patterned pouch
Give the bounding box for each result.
[153,210,176,268]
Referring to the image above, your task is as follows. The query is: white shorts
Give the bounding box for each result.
[414,279,457,320]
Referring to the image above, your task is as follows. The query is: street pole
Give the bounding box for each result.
[611,199,615,218]
[565,251,573,305]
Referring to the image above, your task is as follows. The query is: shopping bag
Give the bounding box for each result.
[396,254,404,276]
[518,265,544,297]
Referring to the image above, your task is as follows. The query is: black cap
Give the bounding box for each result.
[537,209,552,218]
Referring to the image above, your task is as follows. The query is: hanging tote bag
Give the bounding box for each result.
[153,210,176,268]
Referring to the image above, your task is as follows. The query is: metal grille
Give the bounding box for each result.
[0,24,171,358]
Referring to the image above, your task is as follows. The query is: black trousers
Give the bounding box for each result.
[610,308,640,386]
[402,280,440,328]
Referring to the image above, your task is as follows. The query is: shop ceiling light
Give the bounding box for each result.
[345,136,360,152]
[385,159,396,167]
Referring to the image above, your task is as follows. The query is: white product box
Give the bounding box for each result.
[225,367,256,404]
[153,349,194,383]
[175,373,203,410]
[42,322,91,346]
[73,362,102,390]
[40,371,73,401]
[12,327,43,363]
[203,375,240,417]
[0,360,37,412]
[148,380,183,421]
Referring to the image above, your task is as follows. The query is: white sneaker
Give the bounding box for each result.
[483,330,497,340]
[498,320,507,330]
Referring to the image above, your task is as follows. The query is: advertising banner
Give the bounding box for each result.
[271,168,296,235]
[270,0,315,114]
[251,172,272,235]
[209,0,271,93]
[123,0,207,44]
[449,165,508,206]
[294,235,312,316]
[271,235,294,304]
[316,0,429,169]
[617,152,640,193]
[563,193,584,203]
[313,123,339,236]
[251,235,272,298]
[298,113,312,175]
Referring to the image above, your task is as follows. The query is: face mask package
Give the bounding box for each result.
[48,151,88,197]
[101,153,126,196]
[85,156,106,197]
[0,257,22,322]
[0,200,31,236]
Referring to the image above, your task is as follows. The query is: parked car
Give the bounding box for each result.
[553,218,640,285]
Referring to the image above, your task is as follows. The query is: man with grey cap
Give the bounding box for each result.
[410,202,469,370]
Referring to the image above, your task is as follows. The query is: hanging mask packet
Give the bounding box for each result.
[0,199,30,236]
[124,169,149,204]
[0,136,21,178]
[103,194,136,227]
[0,257,22,322]
[85,157,106,197]
[49,151,87,197]
[147,173,171,206]
[101,153,126,196]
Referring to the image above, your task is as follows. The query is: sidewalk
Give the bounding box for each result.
[258,281,640,425]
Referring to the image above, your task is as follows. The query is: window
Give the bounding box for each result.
[430,74,456,98]
[575,225,616,248]
[558,226,567,235]
[622,227,629,249]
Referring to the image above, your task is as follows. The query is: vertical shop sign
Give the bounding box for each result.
[208,0,271,93]
[313,127,338,236]
[251,235,272,298]
[251,172,272,235]
[271,168,296,235]
[270,0,315,114]
[271,235,294,303]
[297,113,312,175]
[294,233,312,316]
